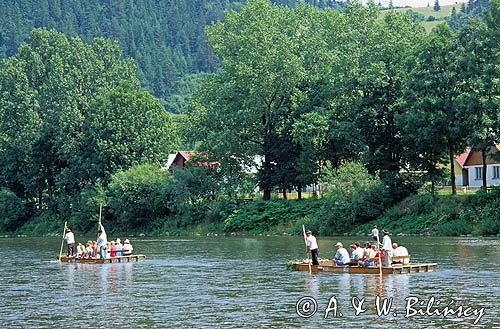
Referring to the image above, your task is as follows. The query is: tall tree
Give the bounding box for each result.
[457,1,500,188]
[434,0,441,11]
[403,23,470,195]
[0,29,158,212]
[192,0,335,200]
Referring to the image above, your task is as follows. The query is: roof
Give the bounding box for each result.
[169,151,219,169]
[454,147,471,168]
[178,151,201,162]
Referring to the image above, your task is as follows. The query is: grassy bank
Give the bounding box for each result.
[2,188,499,238]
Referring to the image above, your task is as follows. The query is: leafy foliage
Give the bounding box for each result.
[0,187,27,231]
[318,162,392,235]
[224,199,322,233]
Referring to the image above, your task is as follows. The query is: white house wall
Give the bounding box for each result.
[465,164,500,186]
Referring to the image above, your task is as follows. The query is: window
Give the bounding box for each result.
[475,167,483,180]
[494,166,500,179]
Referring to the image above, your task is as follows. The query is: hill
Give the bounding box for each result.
[380,3,462,31]
[0,0,343,109]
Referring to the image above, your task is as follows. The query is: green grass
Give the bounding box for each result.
[381,4,460,18]
[380,4,462,32]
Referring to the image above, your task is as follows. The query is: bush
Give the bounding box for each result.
[107,163,170,230]
[224,199,322,233]
[318,162,392,235]
[0,188,27,232]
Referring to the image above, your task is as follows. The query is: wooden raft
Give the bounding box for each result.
[59,255,146,264]
[291,260,437,274]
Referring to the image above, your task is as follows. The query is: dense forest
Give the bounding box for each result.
[0,0,343,110]
[0,0,498,236]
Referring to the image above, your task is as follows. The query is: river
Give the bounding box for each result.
[0,235,498,328]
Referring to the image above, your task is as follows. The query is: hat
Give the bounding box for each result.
[373,224,377,228]
[124,239,130,244]
[305,230,312,234]
[66,228,71,232]
[335,242,343,247]
[382,229,390,235]
[116,238,121,243]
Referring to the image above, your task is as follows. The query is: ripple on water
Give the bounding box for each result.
[0,236,498,328]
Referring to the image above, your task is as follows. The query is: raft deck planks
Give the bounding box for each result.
[291,261,437,274]
[59,255,146,263]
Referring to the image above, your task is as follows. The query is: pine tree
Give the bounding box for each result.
[434,0,441,11]
[460,2,467,12]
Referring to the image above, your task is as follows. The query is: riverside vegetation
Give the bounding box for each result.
[0,0,498,237]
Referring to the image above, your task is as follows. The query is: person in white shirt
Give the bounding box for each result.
[334,242,350,266]
[305,230,319,265]
[352,242,364,261]
[371,225,379,243]
[97,224,107,259]
[122,239,134,256]
[392,242,410,264]
[76,243,85,258]
[64,228,75,257]
[381,229,393,267]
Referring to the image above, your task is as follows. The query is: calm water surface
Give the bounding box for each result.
[0,235,498,328]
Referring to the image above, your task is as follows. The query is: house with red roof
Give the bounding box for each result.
[166,151,218,170]
[454,145,500,186]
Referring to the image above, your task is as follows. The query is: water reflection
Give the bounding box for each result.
[0,236,498,328]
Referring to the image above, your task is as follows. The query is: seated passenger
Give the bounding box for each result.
[92,241,98,258]
[122,239,133,256]
[106,242,111,259]
[352,242,364,261]
[76,243,85,258]
[116,238,123,256]
[347,244,361,266]
[85,241,93,258]
[392,243,410,264]
[110,241,117,257]
[358,242,376,267]
[333,242,350,266]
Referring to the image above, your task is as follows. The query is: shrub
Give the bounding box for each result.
[107,163,170,229]
[318,162,392,235]
[224,199,322,233]
[0,188,27,232]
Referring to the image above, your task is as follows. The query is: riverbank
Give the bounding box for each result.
[2,189,499,238]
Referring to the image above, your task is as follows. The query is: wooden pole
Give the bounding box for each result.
[98,204,102,227]
[59,221,67,262]
[302,225,311,274]
[377,235,382,277]
[97,204,102,239]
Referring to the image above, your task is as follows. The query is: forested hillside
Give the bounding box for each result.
[0,0,342,109]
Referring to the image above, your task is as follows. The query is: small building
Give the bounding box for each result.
[454,145,500,186]
[166,151,218,170]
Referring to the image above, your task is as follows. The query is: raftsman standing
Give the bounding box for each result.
[305,230,319,265]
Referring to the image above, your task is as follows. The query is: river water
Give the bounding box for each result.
[0,235,498,328]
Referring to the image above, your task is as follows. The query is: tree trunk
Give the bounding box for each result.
[282,189,287,199]
[297,184,302,200]
[263,189,271,200]
[38,190,43,210]
[430,165,436,198]
[482,149,487,188]
[449,146,456,195]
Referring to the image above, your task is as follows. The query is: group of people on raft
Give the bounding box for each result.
[305,225,409,267]
[63,224,133,259]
